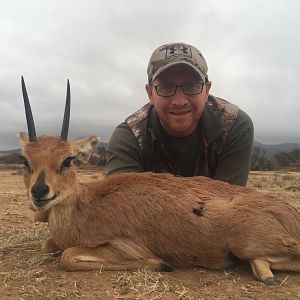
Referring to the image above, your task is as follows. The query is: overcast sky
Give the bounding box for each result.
[0,0,299,150]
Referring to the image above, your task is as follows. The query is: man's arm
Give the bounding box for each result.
[214,110,254,186]
[106,122,144,176]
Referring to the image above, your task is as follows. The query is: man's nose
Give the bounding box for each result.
[170,87,188,105]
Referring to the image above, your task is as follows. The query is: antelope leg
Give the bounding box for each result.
[60,240,173,272]
[249,258,276,286]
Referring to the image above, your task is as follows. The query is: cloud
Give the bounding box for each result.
[0,0,299,150]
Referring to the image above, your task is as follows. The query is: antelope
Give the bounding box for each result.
[19,77,300,286]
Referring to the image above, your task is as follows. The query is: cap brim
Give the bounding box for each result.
[151,62,206,83]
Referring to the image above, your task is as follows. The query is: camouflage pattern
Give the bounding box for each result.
[124,103,150,154]
[204,96,239,176]
[147,42,208,83]
[125,96,239,177]
[206,96,239,155]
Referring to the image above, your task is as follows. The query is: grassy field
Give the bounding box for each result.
[0,167,300,299]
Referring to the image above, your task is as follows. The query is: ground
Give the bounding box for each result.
[1,166,300,299]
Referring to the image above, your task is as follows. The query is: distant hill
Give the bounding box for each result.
[0,142,108,155]
[253,141,300,158]
[0,141,299,160]
[98,142,108,149]
[0,142,109,165]
[0,148,20,156]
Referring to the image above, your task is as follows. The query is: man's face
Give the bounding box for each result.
[146,64,211,137]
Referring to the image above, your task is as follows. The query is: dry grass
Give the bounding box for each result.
[0,223,48,257]
[0,223,59,285]
[248,171,300,190]
[248,171,300,209]
[112,268,188,299]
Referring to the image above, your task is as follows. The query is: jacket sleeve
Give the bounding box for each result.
[106,122,144,176]
[214,109,254,186]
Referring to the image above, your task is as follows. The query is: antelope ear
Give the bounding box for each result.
[72,136,100,163]
[18,132,29,148]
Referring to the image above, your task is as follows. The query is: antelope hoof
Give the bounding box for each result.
[263,277,277,286]
[41,238,60,254]
[159,259,174,272]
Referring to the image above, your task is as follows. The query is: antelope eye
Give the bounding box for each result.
[19,155,31,172]
[60,156,75,172]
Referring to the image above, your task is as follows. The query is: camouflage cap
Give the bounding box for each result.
[147,42,208,83]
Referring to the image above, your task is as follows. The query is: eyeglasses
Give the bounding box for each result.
[154,83,204,97]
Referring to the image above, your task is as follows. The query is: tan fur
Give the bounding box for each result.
[20,134,300,284]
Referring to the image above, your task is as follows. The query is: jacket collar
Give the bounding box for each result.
[200,100,224,144]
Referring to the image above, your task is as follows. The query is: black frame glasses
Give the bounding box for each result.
[154,83,204,97]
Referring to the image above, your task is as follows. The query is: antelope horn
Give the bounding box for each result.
[60,79,70,141]
[21,76,37,142]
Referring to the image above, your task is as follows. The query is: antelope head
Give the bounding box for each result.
[19,77,99,212]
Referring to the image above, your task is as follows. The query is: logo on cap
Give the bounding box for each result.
[160,44,193,59]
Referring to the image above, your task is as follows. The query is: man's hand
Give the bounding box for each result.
[28,202,49,222]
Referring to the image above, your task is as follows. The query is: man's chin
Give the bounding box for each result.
[164,125,195,137]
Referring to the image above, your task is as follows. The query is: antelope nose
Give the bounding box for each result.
[31,171,49,199]
[31,182,49,199]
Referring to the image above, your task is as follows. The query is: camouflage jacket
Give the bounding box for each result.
[125,95,239,177]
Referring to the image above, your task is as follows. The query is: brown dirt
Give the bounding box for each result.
[1,168,300,299]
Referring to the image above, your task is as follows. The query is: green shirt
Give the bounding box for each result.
[106,100,253,186]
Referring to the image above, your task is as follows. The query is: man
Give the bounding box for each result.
[106,42,254,186]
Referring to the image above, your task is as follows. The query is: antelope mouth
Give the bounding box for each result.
[33,194,58,208]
